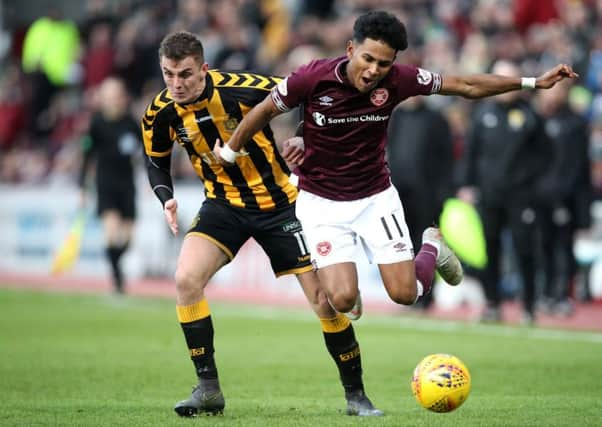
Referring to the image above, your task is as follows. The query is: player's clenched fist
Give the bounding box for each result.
[282,136,305,167]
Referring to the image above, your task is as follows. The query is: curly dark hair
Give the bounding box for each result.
[158,31,204,64]
[353,10,408,52]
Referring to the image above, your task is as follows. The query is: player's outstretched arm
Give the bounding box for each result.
[439,63,578,99]
[215,95,283,165]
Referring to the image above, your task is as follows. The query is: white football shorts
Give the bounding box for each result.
[295,185,415,268]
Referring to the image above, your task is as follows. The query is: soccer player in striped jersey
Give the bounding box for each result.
[142,31,381,417]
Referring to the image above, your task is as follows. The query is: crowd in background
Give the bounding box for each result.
[0,0,601,190]
[1,0,601,315]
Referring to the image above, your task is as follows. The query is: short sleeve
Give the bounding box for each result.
[271,63,314,112]
[142,107,174,157]
[393,65,442,99]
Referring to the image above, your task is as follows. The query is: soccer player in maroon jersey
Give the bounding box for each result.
[218,11,577,320]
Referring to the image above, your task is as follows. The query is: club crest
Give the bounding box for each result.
[224,116,239,131]
[316,241,332,256]
[370,88,389,106]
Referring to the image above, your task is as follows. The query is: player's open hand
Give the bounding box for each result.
[536,64,579,89]
[282,136,305,167]
[163,198,179,235]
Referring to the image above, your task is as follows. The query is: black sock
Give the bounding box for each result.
[105,246,124,292]
[177,300,219,389]
[323,324,364,395]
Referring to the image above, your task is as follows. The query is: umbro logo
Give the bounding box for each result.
[318,96,333,106]
[393,242,406,252]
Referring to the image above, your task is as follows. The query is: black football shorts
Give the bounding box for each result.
[187,198,312,277]
[97,183,136,219]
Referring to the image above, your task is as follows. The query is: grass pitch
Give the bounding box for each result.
[1,288,601,426]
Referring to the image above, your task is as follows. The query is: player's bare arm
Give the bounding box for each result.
[439,63,578,99]
[214,95,283,165]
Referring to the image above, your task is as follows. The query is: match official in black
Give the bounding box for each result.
[79,77,141,294]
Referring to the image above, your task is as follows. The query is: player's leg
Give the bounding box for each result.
[378,228,461,304]
[294,190,364,315]
[173,235,227,416]
[358,186,461,305]
[422,227,464,286]
[296,270,383,416]
[173,201,247,417]
[255,205,382,416]
[508,204,538,324]
[554,218,576,315]
[355,185,429,304]
[537,209,556,312]
[99,186,136,294]
[479,204,504,322]
[120,218,135,247]
[317,263,361,313]
[117,184,136,254]
[101,209,127,293]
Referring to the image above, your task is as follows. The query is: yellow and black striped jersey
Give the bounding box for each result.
[141,70,296,211]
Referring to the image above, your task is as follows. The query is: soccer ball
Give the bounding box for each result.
[411,353,471,413]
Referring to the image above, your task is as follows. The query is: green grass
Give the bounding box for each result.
[1,288,601,426]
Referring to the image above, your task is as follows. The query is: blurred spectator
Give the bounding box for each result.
[169,0,222,66]
[252,0,292,70]
[0,64,27,151]
[472,0,516,35]
[585,29,602,94]
[211,1,259,71]
[590,99,602,199]
[457,31,492,74]
[555,0,594,77]
[21,9,81,140]
[457,60,551,325]
[297,0,337,20]
[387,95,455,310]
[535,79,593,316]
[434,0,473,44]
[81,20,115,91]
[21,10,81,86]
[513,0,559,34]
[45,89,89,156]
[113,7,164,97]
[538,23,583,77]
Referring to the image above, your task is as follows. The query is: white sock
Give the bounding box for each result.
[414,280,424,303]
[422,239,440,256]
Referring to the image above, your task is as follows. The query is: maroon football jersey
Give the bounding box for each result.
[272,56,441,201]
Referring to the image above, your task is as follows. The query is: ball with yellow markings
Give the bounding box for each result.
[411,353,471,413]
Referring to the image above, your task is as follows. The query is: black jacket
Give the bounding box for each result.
[387,103,454,214]
[537,105,593,228]
[459,98,550,206]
